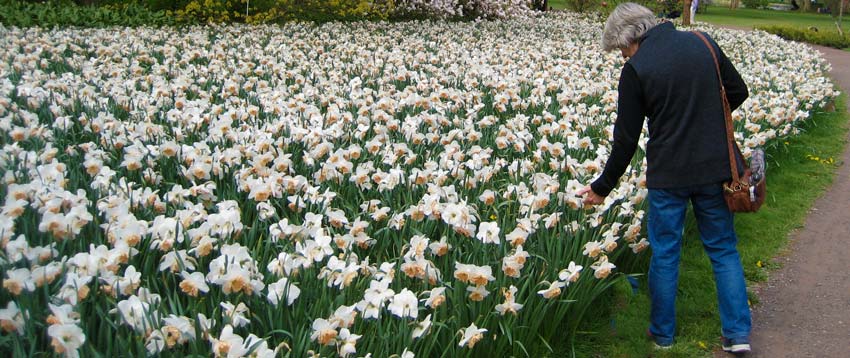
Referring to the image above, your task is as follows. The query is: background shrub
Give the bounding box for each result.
[395,0,534,20]
[741,0,769,9]
[757,25,850,49]
[563,0,598,13]
[272,0,396,22]
[0,0,175,27]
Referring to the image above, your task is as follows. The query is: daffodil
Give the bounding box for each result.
[495,285,524,316]
[0,301,25,335]
[412,313,433,339]
[476,221,501,244]
[591,256,616,279]
[211,325,249,357]
[537,281,565,299]
[267,277,301,306]
[458,323,487,348]
[220,301,250,328]
[558,261,584,283]
[310,318,339,346]
[422,287,447,309]
[47,323,85,358]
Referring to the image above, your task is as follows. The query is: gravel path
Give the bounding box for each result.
[713,36,850,357]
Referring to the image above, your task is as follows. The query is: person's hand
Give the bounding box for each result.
[577,185,605,207]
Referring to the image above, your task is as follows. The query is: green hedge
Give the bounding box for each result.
[0,0,176,27]
[757,25,850,49]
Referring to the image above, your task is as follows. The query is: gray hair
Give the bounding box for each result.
[601,3,658,52]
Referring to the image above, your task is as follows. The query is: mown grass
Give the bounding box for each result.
[549,0,569,10]
[557,94,849,358]
[698,6,850,50]
[698,5,850,32]
[549,2,849,33]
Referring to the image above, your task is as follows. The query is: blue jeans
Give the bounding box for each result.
[647,183,751,345]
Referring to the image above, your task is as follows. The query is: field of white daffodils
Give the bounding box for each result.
[0,13,836,357]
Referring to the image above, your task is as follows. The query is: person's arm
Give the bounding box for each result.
[715,39,749,111]
[588,63,647,198]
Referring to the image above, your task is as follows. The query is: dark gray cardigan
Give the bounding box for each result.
[591,22,749,197]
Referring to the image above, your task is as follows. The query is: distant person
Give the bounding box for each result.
[691,0,699,22]
[579,2,753,354]
[791,0,800,10]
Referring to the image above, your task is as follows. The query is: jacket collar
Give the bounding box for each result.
[639,21,676,44]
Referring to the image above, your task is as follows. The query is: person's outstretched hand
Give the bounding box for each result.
[577,185,605,206]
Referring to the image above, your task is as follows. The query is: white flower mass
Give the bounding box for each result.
[0,12,836,357]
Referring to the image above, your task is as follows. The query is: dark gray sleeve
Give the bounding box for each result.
[591,63,647,197]
[715,39,749,111]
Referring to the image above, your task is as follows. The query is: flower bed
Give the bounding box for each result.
[0,14,835,357]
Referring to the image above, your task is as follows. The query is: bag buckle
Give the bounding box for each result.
[724,181,746,193]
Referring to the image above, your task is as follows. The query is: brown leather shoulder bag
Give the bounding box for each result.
[693,31,766,213]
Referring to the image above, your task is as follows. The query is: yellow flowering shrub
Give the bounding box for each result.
[278,0,395,22]
[170,0,235,23]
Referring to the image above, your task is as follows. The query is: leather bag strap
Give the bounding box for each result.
[692,31,741,185]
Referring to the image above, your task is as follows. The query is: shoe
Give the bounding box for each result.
[653,341,673,350]
[721,337,751,354]
[647,330,673,349]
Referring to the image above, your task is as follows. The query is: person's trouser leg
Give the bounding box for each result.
[691,183,752,341]
[647,188,688,345]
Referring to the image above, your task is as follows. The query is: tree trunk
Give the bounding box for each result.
[683,0,693,25]
[730,0,739,9]
[533,0,549,11]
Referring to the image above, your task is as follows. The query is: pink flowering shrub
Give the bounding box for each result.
[396,0,537,19]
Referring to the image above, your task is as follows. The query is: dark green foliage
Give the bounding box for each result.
[0,0,177,27]
[563,0,599,12]
[143,0,191,12]
[757,25,850,49]
[741,0,769,10]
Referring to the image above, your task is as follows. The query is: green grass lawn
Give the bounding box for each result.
[699,6,850,50]
[561,96,849,357]
[549,0,569,10]
[549,2,849,33]
[698,5,850,32]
